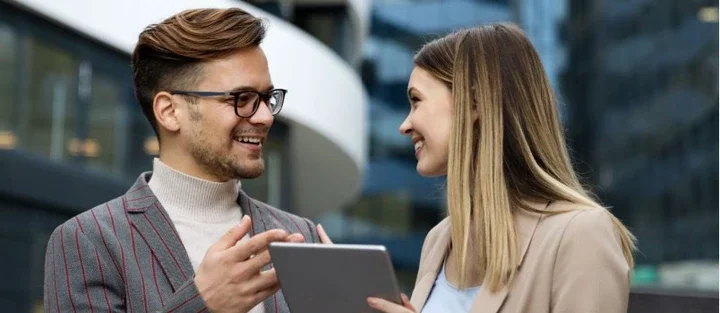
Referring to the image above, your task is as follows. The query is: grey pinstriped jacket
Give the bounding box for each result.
[44,172,320,313]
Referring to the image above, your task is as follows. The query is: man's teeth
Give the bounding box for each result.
[235,137,261,144]
[414,141,424,151]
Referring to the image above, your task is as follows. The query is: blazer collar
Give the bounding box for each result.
[124,172,194,290]
[412,200,547,313]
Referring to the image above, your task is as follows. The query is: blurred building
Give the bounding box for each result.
[562,0,718,292]
[515,0,568,119]
[0,0,367,310]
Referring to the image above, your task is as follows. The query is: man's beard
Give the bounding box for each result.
[189,136,265,180]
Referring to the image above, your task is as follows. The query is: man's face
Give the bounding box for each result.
[177,47,274,181]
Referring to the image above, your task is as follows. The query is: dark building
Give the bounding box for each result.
[562,0,718,291]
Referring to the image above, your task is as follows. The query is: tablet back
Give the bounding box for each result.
[269,242,402,313]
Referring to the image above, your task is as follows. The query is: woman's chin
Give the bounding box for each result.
[416,161,446,177]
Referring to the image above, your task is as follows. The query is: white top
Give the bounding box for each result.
[148,158,264,313]
[421,261,480,313]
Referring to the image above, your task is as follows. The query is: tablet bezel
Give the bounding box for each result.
[269,242,403,313]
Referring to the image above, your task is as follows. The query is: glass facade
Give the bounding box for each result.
[20,36,80,162]
[0,6,132,176]
[86,68,125,173]
[562,0,718,292]
[0,21,17,139]
[246,0,358,66]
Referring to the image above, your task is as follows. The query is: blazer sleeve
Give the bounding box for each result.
[162,278,207,313]
[44,222,126,312]
[551,209,631,313]
[303,217,321,243]
[44,221,208,313]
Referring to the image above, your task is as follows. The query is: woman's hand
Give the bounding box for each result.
[316,224,333,244]
[367,294,417,313]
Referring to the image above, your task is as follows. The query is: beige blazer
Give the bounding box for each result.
[410,201,631,313]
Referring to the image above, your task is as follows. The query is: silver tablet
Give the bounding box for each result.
[269,242,402,313]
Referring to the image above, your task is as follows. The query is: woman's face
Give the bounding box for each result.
[399,66,453,177]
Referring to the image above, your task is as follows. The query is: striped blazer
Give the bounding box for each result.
[43,172,320,313]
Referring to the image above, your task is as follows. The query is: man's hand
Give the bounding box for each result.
[194,215,303,313]
[317,224,333,244]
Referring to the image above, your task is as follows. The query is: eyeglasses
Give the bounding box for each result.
[169,89,287,118]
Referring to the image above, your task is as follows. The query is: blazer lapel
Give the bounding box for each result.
[469,201,546,313]
[125,173,194,291]
[238,190,268,237]
[238,190,289,313]
[410,219,451,311]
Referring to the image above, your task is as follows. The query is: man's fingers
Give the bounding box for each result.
[244,267,280,295]
[210,216,252,252]
[285,233,305,243]
[230,229,287,260]
[248,278,281,307]
[317,224,333,244]
[242,249,273,273]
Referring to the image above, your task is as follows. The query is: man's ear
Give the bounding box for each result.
[153,91,181,132]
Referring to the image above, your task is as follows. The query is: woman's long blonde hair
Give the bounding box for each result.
[414,23,636,291]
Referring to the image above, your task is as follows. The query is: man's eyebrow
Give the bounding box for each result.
[229,85,275,93]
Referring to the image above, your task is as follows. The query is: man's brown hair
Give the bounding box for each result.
[131,8,266,135]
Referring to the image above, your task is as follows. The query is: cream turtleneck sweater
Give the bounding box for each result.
[148,158,263,313]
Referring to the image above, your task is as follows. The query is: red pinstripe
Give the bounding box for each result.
[167,293,200,313]
[60,226,78,313]
[52,232,61,313]
[153,202,182,245]
[151,252,164,307]
[75,216,86,233]
[258,202,303,235]
[251,201,278,313]
[141,213,187,279]
[94,249,112,313]
[91,209,125,285]
[126,205,149,313]
[128,194,156,202]
[246,198,256,236]
[175,280,193,294]
[127,184,151,194]
[75,228,95,313]
[107,203,118,237]
[118,198,133,313]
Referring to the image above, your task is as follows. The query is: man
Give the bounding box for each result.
[44,8,323,313]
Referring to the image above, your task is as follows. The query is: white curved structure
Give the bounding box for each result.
[10,0,368,218]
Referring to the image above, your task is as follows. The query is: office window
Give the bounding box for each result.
[343,192,412,237]
[87,68,124,173]
[19,36,78,161]
[293,6,351,61]
[124,108,155,177]
[0,22,17,145]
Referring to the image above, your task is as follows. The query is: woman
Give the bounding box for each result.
[319,22,635,313]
